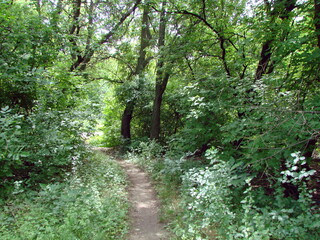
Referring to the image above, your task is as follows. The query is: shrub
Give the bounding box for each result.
[0,151,129,240]
[174,148,248,239]
[175,150,320,240]
[0,107,26,198]
[0,104,90,198]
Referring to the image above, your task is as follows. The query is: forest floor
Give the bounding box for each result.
[96,147,169,240]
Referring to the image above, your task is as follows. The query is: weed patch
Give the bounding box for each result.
[0,151,128,240]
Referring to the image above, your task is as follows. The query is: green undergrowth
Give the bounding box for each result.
[0,151,129,240]
[125,141,202,239]
[125,140,320,240]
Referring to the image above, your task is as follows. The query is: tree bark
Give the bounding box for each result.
[134,6,152,75]
[255,0,296,80]
[120,5,151,140]
[70,0,141,71]
[219,36,231,77]
[121,102,134,139]
[68,0,82,64]
[255,40,273,80]
[315,0,320,48]
[150,73,170,140]
[150,0,168,140]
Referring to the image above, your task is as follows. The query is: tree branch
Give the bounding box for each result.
[98,0,142,45]
[175,10,219,35]
[70,0,142,71]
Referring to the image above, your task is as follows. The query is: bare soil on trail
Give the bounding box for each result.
[119,160,169,240]
[95,147,169,240]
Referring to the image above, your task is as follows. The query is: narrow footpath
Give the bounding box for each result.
[95,147,168,240]
[118,159,168,240]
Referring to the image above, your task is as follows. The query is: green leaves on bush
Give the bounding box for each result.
[0,107,26,197]
[0,105,90,198]
[175,149,320,240]
[0,152,129,240]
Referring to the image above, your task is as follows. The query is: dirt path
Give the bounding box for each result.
[94,147,168,239]
[118,159,169,240]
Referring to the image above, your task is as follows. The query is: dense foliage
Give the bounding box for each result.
[1,0,319,239]
[0,0,105,197]
[127,141,320,239]
[0,151,128,239]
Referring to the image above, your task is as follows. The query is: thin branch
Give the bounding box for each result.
[111,56,135,75]
[175,10,220,36]
[173,9,231,76]
[201,0,207,19]
[246,106,320,114]
[70,0,142,71]
[90,77,124,84]
[98,0,142,45]
[251,139,310,164]
[185,56,196,80]
[227,38,239,51]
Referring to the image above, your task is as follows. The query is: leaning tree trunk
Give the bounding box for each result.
[120,6,151,140]
[150,73,170,140]
[255,40,273,80]
[150,0,168,140]
[315,0,320,48]
[255,0,296,80]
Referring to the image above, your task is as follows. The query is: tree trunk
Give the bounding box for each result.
[219,36,231,77]
[135,7,152,75]
[150,73,170,140]
[68,0,82,65]
[70,0,141,71]
[120,6,151,140]
[150,0,168,140]
[121,103,134,139]
[255,40,273,80]
[255,0,296,80]
[315,0,320,48]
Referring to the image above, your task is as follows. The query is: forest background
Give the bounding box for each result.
[0,0,320,239]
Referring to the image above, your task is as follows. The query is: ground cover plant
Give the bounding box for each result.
[0,151,129,240]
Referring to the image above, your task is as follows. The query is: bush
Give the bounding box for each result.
[0,104,90,198]
[174,150,320,240]
[123,142,320,239]
[173,148,248,239]
[0,107,26,198]
[125,139,164,172]
[0,151,129,239]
